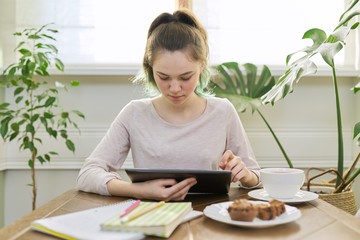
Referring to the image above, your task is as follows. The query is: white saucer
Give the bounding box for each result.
[248,189,318,204]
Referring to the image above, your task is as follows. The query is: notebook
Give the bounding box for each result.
[125,168,231,194]
[31,200,145,240]
[101,201,192,238]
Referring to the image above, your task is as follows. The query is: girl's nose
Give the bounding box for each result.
[169,79,181,92]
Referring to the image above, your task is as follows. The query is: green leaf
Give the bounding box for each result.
[44,97,56,107]
[352,82,360,93]
[37,155,46,164]
[41,34,56,41]
[66,139,75,152]
[55,58,64,71]
[10,123,19,132]
[26,124,35,134]
[28,159,34,169]
[58,118,67,127]
[0,103,10,110]
[15,96,23,104]
[73,110,85,119]
[70,81,80,87]
[61,112,69,118]
[40,116,48,127]
[354,122,360,146]
[47,28,58,33]
[27,61,36,73]
[0,119,9,138]
[28,34,41,40]
[18,48,32,57]
[352,22,360,29]
[22,113,30,119]
[60,130,68,139]
[212,62,275,113]
[44,112,54,119]
[318,42,343,67]
[14,87,24,96]
[24,141,36,152]
[9,132,19,141]
[15,41,25,50]
[6,67,17,81]
[35,68,50,76]
[51,129,58,138]
[36,52,50,66]
[45,44,58,53]
[31,114,40,122]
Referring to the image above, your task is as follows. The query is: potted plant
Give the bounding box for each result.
[260,0,360,214]
[0,23,85,210]
[210,62,294,168]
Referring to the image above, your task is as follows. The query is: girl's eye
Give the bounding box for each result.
[180,76,191,81]
[159,76,169,81]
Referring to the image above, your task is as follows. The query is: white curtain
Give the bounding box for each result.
[0,0,356,71]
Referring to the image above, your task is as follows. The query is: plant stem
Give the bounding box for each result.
[332,65,344,188]
[31,156,36,210]
[256,109,294,168]
[29,66,37,210]
[335,167,360,193]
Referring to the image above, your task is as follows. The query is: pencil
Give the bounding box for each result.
[119,200,141,218]
[121,201,165,223]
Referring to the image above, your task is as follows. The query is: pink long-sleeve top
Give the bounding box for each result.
[77,97,260,195]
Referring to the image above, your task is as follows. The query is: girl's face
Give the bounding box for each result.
[152,49,203,105]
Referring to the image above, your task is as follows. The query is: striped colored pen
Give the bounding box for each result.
[119,200,141,218]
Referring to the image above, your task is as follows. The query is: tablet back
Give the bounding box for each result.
[125,168,231,194]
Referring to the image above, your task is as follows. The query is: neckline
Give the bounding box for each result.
[149,98,209,126]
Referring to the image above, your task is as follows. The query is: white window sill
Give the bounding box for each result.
[1,65,359,77]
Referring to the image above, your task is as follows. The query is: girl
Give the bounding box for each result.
[77,9,260,201]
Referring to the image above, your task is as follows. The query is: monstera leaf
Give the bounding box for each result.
[261,0,359,105]
[261,25,354,105]
[211,62,293,168]
[212,62,274,113]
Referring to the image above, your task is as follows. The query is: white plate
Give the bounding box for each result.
[248,189,318,203]
[203,201,301,228]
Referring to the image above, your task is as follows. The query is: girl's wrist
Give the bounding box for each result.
[240,169,258,187]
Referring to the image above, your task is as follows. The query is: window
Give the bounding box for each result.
[193,0,348,67]
[0,0,356,73]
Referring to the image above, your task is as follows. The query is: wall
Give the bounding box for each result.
[1,73,360,226]
[0,75,5,227]
[0,171,4,227]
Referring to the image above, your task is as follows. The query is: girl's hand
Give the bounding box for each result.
[135,177,197,201]
[219,150,252,183]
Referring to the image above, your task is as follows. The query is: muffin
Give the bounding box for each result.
[269,199,286,216]
[227,199,258,222]
[256,203,278,220]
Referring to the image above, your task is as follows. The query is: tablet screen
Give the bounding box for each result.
[125,168,231,194]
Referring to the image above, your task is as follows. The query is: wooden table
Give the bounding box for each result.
[1,188,360,240]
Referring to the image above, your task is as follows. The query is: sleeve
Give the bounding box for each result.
[224,99,261,189]
[76,103,133,195]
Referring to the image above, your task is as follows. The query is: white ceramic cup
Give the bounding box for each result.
[260,168,305,199]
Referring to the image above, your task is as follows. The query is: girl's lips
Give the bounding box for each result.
[169,95,184,101]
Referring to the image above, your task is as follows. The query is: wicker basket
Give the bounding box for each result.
[318,189,357,215]
[306,168,358,215]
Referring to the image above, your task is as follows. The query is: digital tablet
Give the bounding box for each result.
[125,168,231,194]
